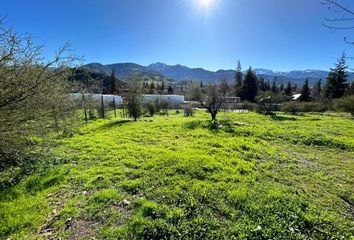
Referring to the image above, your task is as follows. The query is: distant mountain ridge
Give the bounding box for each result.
[81,62,354,85]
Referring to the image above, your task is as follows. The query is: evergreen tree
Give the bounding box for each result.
[168,85,174,94]
[161,81,165,91]
[285,81,292,96]
[324,53,349,99]
[259,77,266,91]
[265,80,271,91]
[200,81,203,88]
[293,84,298,92]
[110,69,116,94]
[345,81,354,96]
[240,67,258,101]
[149,82,156,94]
[299,79,310,101]
[312,79,322,100]
[235,60,243,96]
[349,81,354,96]
[280,83,284,92]
[271,77,278,93]
[150,82,155,89]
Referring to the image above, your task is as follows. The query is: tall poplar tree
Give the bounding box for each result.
[235,60,243,96]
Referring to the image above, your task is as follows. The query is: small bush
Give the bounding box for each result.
[256,97,278,115]
[282,102,329,114]
[334,95,354,117]
[145,103,156,117]
[281,102,299,115]
[242,101,257,112]
[184,106,195,117]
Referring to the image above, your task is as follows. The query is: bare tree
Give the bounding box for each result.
[187,82,203,101]
[200,83,228,121]
[0,18,81,169]
[322,0,354,44]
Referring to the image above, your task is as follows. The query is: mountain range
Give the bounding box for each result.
[81,62,354,85]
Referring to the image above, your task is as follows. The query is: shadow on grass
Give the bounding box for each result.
[184,119,237,133]
[184,120,202,130]
[96,119,132,131]
[270,115,297,121]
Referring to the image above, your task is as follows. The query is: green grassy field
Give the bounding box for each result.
[1,111,354,239]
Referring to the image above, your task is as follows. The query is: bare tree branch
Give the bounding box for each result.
[322,0,354,44]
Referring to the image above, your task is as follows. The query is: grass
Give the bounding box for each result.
[1,111,354,239]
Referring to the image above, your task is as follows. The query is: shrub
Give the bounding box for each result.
[160,101,172,116]
[282,102,329,114]
[145,103,156,117]
[335,95,354,117]
[256,97,278,115]
[184,106,195,117]
[242,101,257,112]
[281,102,299,115]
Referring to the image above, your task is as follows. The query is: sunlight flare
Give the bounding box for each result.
[198,0,214,8]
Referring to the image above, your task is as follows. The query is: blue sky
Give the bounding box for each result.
[1,0,354,71]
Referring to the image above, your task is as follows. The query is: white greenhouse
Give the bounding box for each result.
[70,93,123,105]
[141,94,185,106]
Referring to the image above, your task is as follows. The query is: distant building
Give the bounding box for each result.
[292,94,302,101]
[224,97,241,104]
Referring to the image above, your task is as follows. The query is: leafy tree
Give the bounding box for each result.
[127,81,143,121]
[240,67,258,101]
[299,79,310,101]
[235,60,243,96]
[324,53,348,99]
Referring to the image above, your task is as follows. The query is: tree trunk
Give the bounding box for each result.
[211,111,217,121]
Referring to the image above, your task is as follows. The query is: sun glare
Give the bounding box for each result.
[200,0,213,7]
